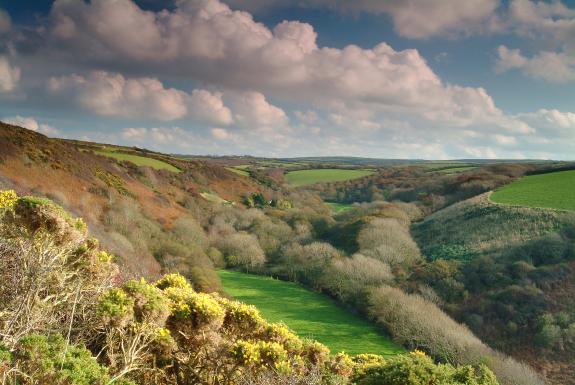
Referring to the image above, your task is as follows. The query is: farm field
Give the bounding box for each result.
[285,169,374,186]
[491,170,575,211]
[95,149,181,172]
[218,270,404,356]
[326,201,354,213]
[226,167,250,177]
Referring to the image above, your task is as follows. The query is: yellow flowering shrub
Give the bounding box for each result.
[155,273,192,291]
[261,322,303,354]
[231,340,261,366]
[0,190,17,210]
[329,352,354,377]
[220,298,266,335]
[257,341,288,369]
[122,279,171,324]
[98,288,135,327]
[301,339,330,366]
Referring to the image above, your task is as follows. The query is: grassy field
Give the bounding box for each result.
[491,170,575,211]
[96,150,180,172]
[226,167,250,177]
[326,201,354,213]
[218,270,404,356]
[285,169,374,186]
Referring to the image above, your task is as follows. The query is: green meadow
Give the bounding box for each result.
[96,149,180,172]
[218,270,404,356]
[326,201,354,213]
[491,170,575,211]
[285,169,374,186]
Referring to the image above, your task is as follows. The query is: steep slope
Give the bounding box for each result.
[0,123,267,279]
[411,193,575,384]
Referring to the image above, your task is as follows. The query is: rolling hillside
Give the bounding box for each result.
[0,122,268,279]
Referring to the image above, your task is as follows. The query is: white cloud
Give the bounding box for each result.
[41,0,533,138]
[494,0,575,82]
[48,72,188,120]
[0,9,10,34]
[211,127,235,140]
[495,45,575,82]
[48,71,233,123]
[0,56,20,92]
[3,116,60,136]
[494,134,517,145]
[226,0,500,39]
[121,127,196,148]
[229,91,288,129]
[517,108,575,138]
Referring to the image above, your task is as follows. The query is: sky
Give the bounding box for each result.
[0,0,574,159]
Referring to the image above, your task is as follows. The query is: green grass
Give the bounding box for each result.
[491,170,575,211]
[226,167,250,177]
[284,169,374,186]
[218,270,404,356]
[326,202,354,213]
[96,150,180,172]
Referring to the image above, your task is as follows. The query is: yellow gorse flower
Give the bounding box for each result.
[0,190,18,210]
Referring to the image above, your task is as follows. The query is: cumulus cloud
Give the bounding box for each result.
[496,45,575,82]
[0,56,20,92]
[121,127,197,149]
[229,91,288,129]
[0,9,10,34]
[494,0,575,82]
[48,71,233,123]
[3,116,60,136]
[517,109,575,138]
[48,72,188,120]
[188,89,233,125]
[226,0,500,38]
[40,0,533,137]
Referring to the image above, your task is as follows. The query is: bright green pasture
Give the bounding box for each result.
[326,201,354,213]
[96,150,180,172]
[284,169,374,186]
[218,270,404,356]
[491,170,575,211]
[226,167,250,177]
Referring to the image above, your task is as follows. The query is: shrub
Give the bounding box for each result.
[9,334,110,385]
[358,218,421,266]
[355,351,498,385]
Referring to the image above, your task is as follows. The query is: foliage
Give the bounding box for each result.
[6,334,111,385]
[355,351,498,385]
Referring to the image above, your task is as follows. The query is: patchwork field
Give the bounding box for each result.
[491,170,575,211]
[285,169,374,186]
[95,149,181,172]
[218,270,404,356]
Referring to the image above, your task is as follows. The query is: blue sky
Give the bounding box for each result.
[0,0,574,159]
